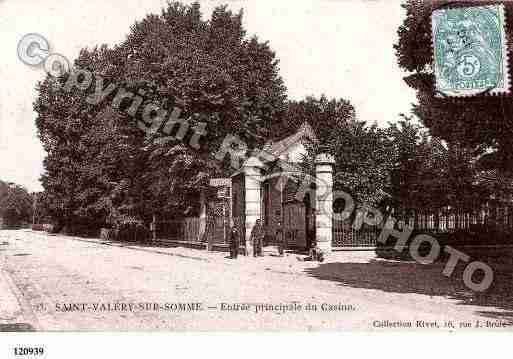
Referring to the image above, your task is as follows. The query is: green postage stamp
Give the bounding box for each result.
[432,4,510,97]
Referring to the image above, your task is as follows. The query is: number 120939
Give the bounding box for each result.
[13,347,44,356]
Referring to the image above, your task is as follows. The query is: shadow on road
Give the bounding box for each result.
[305,254,513,324]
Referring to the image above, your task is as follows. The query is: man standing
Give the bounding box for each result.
[229,223,240,259]
[250,219,264,257]
[276,220,284,256]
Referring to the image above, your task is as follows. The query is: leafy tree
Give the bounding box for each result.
[387,115,489,216]
[34,1,287,228]
[0,180,33,226]
[280,96,395,206]
[34,48,116,230]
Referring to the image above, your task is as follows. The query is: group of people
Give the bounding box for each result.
[229,219,283,259]
[228,219,323,262]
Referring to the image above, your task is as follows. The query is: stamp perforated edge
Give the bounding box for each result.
[431,3,511,98]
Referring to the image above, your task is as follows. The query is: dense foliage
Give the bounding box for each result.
[34,2,287,231]
[387,115,489,214]
[277,96,394,206]
[0,180,33,227]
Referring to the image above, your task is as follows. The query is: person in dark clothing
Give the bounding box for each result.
[276,221,284,256]
[250,219,265,257]
[229,223,240,259]
[305,228,314,253]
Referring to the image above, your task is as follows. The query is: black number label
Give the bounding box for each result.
[13,347,44,356]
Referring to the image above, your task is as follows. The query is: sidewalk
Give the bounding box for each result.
[0,233,38,331]
[0,236,22,324]
[0,269,23,324]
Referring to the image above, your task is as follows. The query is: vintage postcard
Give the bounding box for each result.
[2,0,513,347]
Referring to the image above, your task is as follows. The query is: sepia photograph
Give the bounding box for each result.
[1,0,513,355]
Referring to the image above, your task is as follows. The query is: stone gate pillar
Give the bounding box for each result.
[315,153,335,254]
[243,157,264,255]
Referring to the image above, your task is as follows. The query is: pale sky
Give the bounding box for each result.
[0,0,416,192]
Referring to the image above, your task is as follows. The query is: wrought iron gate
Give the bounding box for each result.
[332,219,380,247]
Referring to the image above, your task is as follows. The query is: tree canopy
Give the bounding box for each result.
[386,115,489,214]
[0,180,33,226]
[34,1,287,229]
[279,96,394,206]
